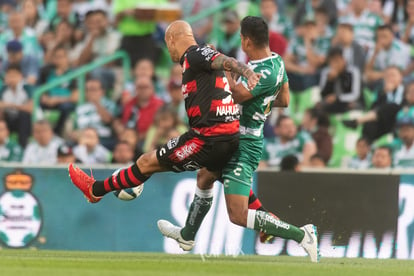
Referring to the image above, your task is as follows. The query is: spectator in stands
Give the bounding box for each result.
[365,24,411,84]
[1,40,40,85]
[49,0,81,36]
[0,119,22,162]
[122,59,166,104]
[279,154,301,171]
[347,137,371,169]
[368,0,391,23]
[0,64,33,147]
[117,127,142,160]
[211,9,240,59]
[294,0,337,27]
[73,127,111,164]
[120,76,164,146]
[331,22,366,73]
[178,0,219,43]
[113,0,163,65]
[403,82,414,109]
[260,115,317,167]
[112,140,134,164]
[143,106,187,152]
[0,0,16,32]
[22,120,63,164]
[260,0,293,39]
[72,9,121,92]
[371,146,393,169]
[284,17,327,92]
[319,47,362,114]
[72,9,121,67]
[268,30,288,58]
[22,0,49,37]
[382,0,408,31]
[71,0,112,21]
[343,66,405,142]
[301,108,332,163]
[43,20,77,64]
[392,109,414,167]
[309,153,327,168]
[339,0,383,51]
[315,7,334,45]
[166,77,186,124]
[0,11,43,63]
[401,0,414,44]
[38,46,78,135]
[74,77,117,149]
[57,143,77,164]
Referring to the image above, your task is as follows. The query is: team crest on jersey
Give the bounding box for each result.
[167,137,180,150]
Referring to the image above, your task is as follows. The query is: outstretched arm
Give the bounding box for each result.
[211,55,260,90]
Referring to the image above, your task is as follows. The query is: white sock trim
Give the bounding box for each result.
[195,186,213,198]
[247,209,256,229]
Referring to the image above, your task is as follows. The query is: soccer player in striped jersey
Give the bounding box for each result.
[158,16,320,262]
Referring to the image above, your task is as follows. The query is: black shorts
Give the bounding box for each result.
[156,130,239,172]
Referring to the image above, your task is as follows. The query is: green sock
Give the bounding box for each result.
[247,209,304,243]
[180,187,213,241]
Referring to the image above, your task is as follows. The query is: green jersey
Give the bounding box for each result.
[0,139,22,162]
[261,131,313,167]
[223,53,288,196]
[339,10,383,50]
[238,53,288,140]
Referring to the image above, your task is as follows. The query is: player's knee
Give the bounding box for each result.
[196,169,216,190]
[137,151,158,175]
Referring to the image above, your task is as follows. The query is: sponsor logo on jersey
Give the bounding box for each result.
[175,142,198,161]
[216,105,239,117]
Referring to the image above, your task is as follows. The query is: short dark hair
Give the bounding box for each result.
[377,24,393,33]
[306,108,330,128]
[375,146,392,156]
[240,16,269,47]
[357,136,371,146]
[85,9,107,18]
[327,46,344,60]
[338,23,353,31]
[5,63,22,73]
[280,155,299,171]
[275,114,291,127]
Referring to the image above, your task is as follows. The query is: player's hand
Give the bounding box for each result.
[246,72,261,90]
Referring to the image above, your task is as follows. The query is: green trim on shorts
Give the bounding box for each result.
[223,175,252,196]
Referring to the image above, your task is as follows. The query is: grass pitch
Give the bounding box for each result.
[0,250,413,276]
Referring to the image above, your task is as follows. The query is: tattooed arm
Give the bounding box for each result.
[211,54,260,90]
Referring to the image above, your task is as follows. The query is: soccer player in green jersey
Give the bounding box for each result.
[158,16,320,262]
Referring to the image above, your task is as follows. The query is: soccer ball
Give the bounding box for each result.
[112,168,144,201]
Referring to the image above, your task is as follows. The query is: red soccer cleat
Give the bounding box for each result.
[259,231,275,243]
[68,164,102,203]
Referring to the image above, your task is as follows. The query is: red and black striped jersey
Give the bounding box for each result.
[179,45,240,137]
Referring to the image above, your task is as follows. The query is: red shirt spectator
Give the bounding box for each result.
[269,31,287,57]
[121,77,164,142]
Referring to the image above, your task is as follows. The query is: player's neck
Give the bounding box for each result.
[247,47,272,61]
[177,38,198,60]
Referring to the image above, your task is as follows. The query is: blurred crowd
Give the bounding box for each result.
[1,0,414,170]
